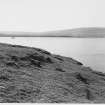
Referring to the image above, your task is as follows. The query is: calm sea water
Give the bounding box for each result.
[0,37,105,72]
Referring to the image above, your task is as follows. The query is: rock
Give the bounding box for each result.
[0,43,105,103]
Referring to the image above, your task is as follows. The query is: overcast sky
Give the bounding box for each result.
[0,0,105,32]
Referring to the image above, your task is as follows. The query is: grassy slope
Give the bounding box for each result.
[0,43,105,103]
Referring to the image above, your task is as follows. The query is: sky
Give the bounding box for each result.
[0,0,105,32]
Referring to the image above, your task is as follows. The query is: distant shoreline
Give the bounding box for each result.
[0,27,105,38]
[0,36,104,38]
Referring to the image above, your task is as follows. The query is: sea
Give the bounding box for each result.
[0,37,105,72]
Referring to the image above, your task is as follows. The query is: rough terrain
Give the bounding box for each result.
[0,43,105,103]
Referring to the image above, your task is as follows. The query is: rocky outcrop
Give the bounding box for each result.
[0,43,105,103]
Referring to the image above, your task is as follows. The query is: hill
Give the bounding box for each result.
[0,27,105,37]
[42,27,105,37]
[0,43,105,103]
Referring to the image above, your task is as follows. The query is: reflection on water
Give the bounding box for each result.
[0,37,105,72]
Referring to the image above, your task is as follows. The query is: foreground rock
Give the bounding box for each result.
[0,43,105,103]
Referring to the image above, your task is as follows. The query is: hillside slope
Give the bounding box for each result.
[0,43,105,103]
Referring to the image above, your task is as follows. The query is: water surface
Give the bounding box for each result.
[0,37,105,72]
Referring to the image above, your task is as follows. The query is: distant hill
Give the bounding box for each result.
[0,27,105,37]
[42,27,105,37]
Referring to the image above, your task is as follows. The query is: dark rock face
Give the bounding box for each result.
[0,43,105,103]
